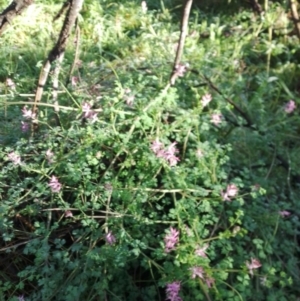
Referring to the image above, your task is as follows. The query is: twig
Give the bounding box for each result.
[203,75,252,127]
[169,0,193,85]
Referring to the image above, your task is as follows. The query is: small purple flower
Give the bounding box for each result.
[284,100,296,113]
[196,149,204,158]
[71,76,79,87]
[151,140,180,167]
[7,152,21,165]
[105,231,116,245]
[174,63,188,77]
[18,296,25,301]
[164,227,179,253]
[82,102,99,123]
[166,281,182,301]
[195,243,209,258]
[190,266,205,279]
[279,210,291,217]
[211,113,223,125]
[48,176,62,193]
[82,102,92,116]
[221,183,238,201]
[22,106,36,119]
[21,121,30,132]
[6,78,16,89]
[150,138,164,154]
[141,1,147,13]
[45,149,54,164]
[205,276,215,288]
[201,93,212,107]
[246,258,261,276]
[65,210,73,218]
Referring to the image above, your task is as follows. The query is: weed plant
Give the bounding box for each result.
[0,0,300,301]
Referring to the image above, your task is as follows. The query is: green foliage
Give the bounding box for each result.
[0,0,300,301]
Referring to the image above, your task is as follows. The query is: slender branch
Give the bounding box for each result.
[203,75,252,127]
[169,0,193,85]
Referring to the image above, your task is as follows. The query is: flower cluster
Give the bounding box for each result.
[48,176,62,193]
[82,102,99,123]
[7,152,21,165]
[221,183,238,201]
[164,227,179,253]
[165,281,182,301]
[45,149,54,164]
[189,266,215,288]
[22,106,36,120]
[284,100,296,114]
[201,93,212,107]
[195,243,209,258]
[246,258,261,276]
[123,88,135,106]
[211,113,223,125]
[151,139,180,167]
[279,210,291,217]
[105,231,116,245]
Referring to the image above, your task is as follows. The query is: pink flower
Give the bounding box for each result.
[190,266,205,279]
[123,88,135,106]
[164,227,179,253]
[221,183,238,201]
[65,210,73,218]
[205,276,215,288]
[151,138,164,154]
[82,102,99,123]
[141,1,147,13]
[279,210,291,217]
[166,281,182,301]
[7,152,21,165]
[201,93,212,107]
[211,113,223,125]
[45,149,54,164]
[6,78,16,89]
[22,106,36,119]
[71,76,79,87]
[195,244,209,258]
[48,176,62,193]
[196,149,204,158]
[174,63,188,77]
[105,231,116,245]
[21,121,29,132]
[151,140,180,167]
[82,102,92,116]
[246,258,261,276]
[284,100,296,113]
[125,95,135,106]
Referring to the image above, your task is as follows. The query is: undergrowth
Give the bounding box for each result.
[0,0,300,300]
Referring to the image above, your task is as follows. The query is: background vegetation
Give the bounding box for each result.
[0,0,300,300]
